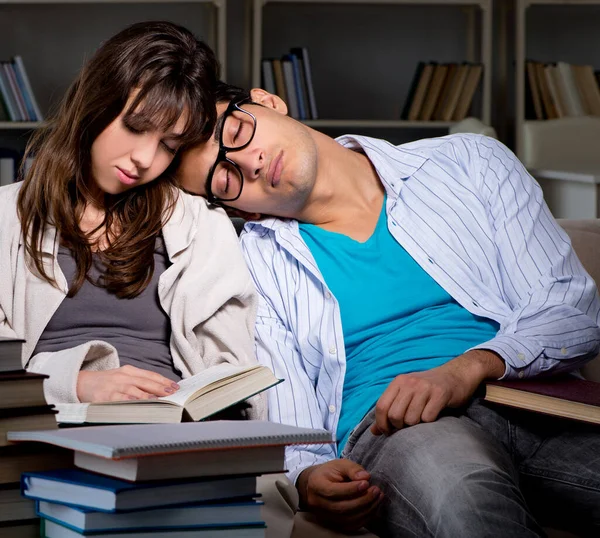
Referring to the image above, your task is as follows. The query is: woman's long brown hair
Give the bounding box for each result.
[17,21,218,298]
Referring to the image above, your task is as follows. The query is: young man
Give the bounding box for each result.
[177,83,600,537]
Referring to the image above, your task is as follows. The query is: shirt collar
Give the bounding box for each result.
[248,134,428,234]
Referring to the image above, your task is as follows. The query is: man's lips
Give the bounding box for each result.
[267,152,283,188]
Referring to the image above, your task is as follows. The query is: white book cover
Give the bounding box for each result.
[557,62,585,117]
[8,419,333,459]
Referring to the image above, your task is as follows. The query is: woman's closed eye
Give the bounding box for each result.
[161,140,179,155]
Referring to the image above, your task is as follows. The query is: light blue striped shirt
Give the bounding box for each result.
[240,134,600,484]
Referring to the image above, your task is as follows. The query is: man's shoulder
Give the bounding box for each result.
[399,132,485,157]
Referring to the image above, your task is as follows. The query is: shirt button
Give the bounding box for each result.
[329,405,336,413]
[561,347,568,355]
[517,353,526,362]
[329,346,337,354]
[325,292,332,299]
[518,371,525,379]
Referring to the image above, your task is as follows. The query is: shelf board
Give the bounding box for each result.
[260,0,490,7]
[0,122,41,129]
[522,0,600,6]
[530,168,600,184]
[0,0,220,3]
[302,119,455,129]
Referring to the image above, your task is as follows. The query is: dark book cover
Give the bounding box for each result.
[486,375,600,407]
[0,405,56,419]
[0,371,47,382]
[401,62,426,120]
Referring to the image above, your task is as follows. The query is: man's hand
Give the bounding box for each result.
[371,349,505,435]
[297,459,384,532]
[77,365,180,403]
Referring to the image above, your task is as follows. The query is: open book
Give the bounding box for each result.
[56,364,281,424]
[484,375,600,425]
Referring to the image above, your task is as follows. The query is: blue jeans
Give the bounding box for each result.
[341,398,600,538]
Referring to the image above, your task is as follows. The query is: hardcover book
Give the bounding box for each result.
[9,420,333,481]
[37,498,262,533]
[484,375,600,425]
[22,469,257,512]
[0,336,24,373]
[43,519,265,538]
[0,371,48,409]
[55,363,280,424]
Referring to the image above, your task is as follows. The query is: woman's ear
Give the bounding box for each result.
[250,88,288,116]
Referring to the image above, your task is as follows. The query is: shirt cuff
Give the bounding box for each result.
[470,334,543,380]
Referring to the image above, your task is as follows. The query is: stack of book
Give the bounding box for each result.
[0,56,43,123]
[401,62,483,123]
[261,47,318,121]
[0,337,71,537]
[9,421,333,537]
[525,60,600,120]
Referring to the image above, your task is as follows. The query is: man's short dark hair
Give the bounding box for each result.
[215,81,250,105]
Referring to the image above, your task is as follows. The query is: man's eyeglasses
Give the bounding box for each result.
[205,97,257,204]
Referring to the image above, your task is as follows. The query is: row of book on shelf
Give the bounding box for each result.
[0,56,43,123]
[261,47,318,121]
[401,61,483,123]
[526,60,600,120]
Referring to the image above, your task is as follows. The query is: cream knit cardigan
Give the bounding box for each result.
[0,183,265,419]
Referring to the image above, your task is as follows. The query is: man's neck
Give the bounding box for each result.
[297,132,385,241]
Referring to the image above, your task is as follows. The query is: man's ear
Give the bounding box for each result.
[250,88,288,116]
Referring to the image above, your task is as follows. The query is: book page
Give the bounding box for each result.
[159,364,260,406]
[55,403,89,424]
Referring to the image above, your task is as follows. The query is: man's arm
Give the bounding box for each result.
[372,135,600,434]
[470,135,600,379]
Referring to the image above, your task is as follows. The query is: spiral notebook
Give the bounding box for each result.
[8,421,333,481]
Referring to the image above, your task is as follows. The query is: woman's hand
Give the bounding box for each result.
[76,365,179,403]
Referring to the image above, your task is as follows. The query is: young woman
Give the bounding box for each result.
[0,21,264,419]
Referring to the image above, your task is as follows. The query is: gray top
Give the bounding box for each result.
[34,235,182,382]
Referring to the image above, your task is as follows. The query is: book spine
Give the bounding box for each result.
[4,63,28,121]
[296,47,318,120]
[0,63,20,121]
[13,56,43,121]
[289,52,308,121]
[261,59,276,95]
[281,56,300,119]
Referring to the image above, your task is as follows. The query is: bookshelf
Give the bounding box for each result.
[250,0,493,132]
[0,0,227,131]
[515,0,600,217]
[515,0,600,160]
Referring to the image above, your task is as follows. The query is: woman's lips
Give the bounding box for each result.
[116,167,139,186]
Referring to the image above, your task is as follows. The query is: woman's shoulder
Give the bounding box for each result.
[176,189,234,230]
[0,183,22,224]
[0,182,22,204]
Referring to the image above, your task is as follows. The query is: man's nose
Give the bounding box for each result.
[230,147,264,180]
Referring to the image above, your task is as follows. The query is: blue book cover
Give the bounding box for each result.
[21,469,257,513]
[37,499,263,534]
